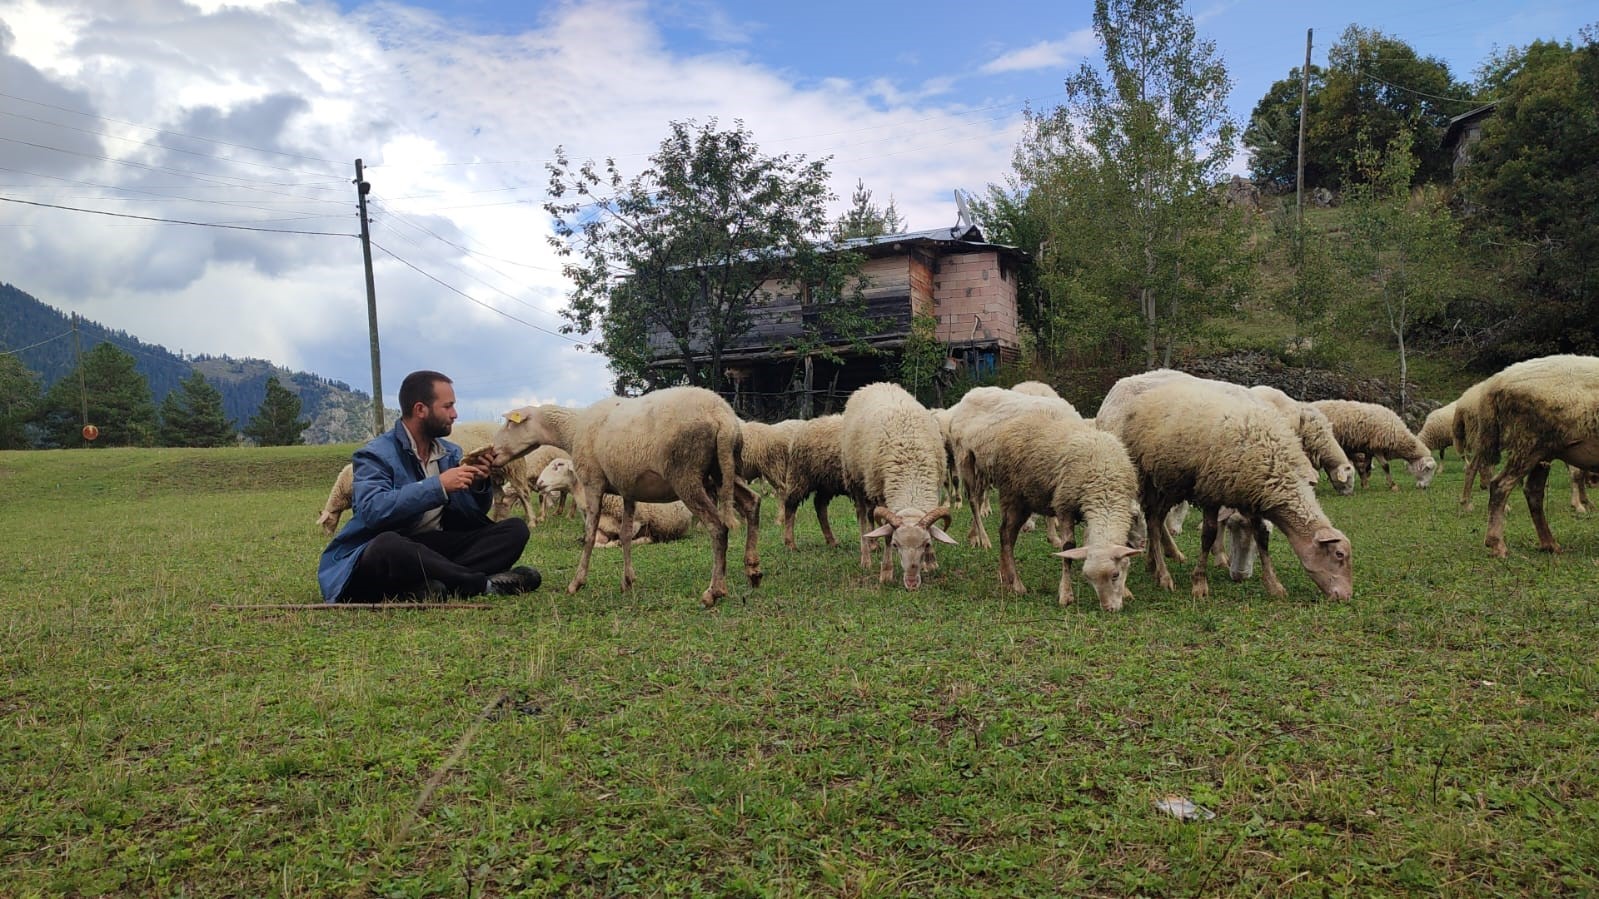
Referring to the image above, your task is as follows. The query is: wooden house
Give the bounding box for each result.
[645,205,1028,419]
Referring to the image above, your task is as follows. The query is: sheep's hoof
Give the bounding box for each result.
[565,580,583,595]
[1389,484,1400,492]
[1538,541,1562,554]
[1265,581,1288,598]
[700,588,723,608]
[745,566,763,588]
[1011,581,1027,595]
[1191,579,1209,600]
[1156,572,1175,591]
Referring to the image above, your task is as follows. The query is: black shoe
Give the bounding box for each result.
[486,566,541,596]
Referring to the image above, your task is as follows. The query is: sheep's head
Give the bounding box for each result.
[1328,461,1357,496]
[863,506,957,590]
[1408,455,1438,489]
[316,511,339,536]
[1218,507,1265,582]
[1289,525,1353,601]
[1055,544,1142,611]
[493,407,552,466]
[535,457,577,494]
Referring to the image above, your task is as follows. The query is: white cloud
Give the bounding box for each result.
[980,29,1097,74]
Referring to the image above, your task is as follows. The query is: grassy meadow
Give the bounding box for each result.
[2,444,1597,897]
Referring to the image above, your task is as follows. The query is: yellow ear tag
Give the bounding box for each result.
[505,410,525,424]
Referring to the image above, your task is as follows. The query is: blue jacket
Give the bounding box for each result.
[317,421,492,602]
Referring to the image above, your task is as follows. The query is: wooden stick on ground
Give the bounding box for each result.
[210,602,494,611]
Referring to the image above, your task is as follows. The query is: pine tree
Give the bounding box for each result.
[159,370,235,447]
[0,354,42,449]
[39,342,158,447]
[832,179,906,240]
[243,376,309,446]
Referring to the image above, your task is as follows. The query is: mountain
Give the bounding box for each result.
[1,282,395,445]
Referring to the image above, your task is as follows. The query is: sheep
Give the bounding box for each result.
[1449,381,1497,510]
[535,457,692,545]
[1418,402,1456,456]
[946,386,1082,549]
[1247,385,1357,495]
[930,408,963,510]
[316,463,354,535]
[738,419,804,496]
[1309,399,1438,490]
[1010,380,1063,399]
[779,414,848,551]
[979,408,1143,610]
[491,387,761,607]
[839,382,957,590]
[514,445,573,523]
[1572,466,1597,514]
[1216,506,1274,582]
[1462,354,1599,557]
[1110,380,1353,601]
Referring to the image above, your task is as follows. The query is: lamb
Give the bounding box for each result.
[491,387,761,607]
[1109,381,1353,601]
[839,382,957,589]
[979,408,1143,610]
[738,419,804,496]
[946,386,1082,549]
[1309,399,1438,490]
[1461,354,1599,557]
[316,463,355,535]
[535,458,692,545]
[779,414,848,550]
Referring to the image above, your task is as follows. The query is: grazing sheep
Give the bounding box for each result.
[779,414,848,551]
[1112,381,1354,601]
[492,387,761,607]
[1216,506,1274,582]
[1247,385,1357,495]
[947,386,1082,549]
[738,419,804,496]
[1464,354,1599,557]
[981,409,1143,611]
[1418,402,1456,456]
[535,458,692,545]
[839,382,957,590]
[1450,381,1497,509]
[1309,399,1438,490]
[316,463,355,535]
[514,445,573,523]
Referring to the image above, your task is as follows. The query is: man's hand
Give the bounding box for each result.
[440,462,489,493]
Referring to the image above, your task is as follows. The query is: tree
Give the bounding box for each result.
[1011,0,1250,368]
[1243,64,1326,193]
[831,179,906,240]
[1459,36,1598,364]
[1338,132,1463,410]
[159,370,234,447]
[545,119,868,393]
[243,376,308,446]
[39,342,158,447]
[0,354,42,449]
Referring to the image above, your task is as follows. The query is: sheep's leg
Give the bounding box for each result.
[960,453,991,549]
[1158,518,1186,565]
[1253,519,1287,598]
[568,488,606,594]
[684,481,731,608]
[854,501,875,570]
[1191,507,1218,599]
[781,490,802,551]
[1570,465,1592,515]
[1383,455,1398,491]
[1460,456,1483,511]
[1525,462,1560,553]
[734,480,762,587]
[1055,511,1079,606]
[815,494,838,547]
[997,498,1029,594]
[619,498,638,591]
[1143,497,1176,592]
[1484,456,1534,558]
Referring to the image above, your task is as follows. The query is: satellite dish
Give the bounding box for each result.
[953,189,975,237]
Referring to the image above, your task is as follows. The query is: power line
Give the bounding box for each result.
[0,195,358,236]
[1356,68,1486,106]
[0,165,351,219]
[369,197,560,273]
[0,329,74,356]
[369,240,587,346]
[0,135,351,202]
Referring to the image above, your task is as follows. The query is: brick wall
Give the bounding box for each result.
[932,250,1018,349]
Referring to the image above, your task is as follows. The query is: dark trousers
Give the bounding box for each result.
[343,518,530,601]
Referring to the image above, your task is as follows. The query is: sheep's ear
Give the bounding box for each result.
[1111,545,1144,560]
[929,525,959,545]
[1055,546,1090,561]
[864,523,896,539]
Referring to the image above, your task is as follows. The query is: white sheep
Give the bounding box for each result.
[1247,385,1357,495]
[946,385,1082,549]
[1110,380,1354,601]
[1010,380,1064,399]
[316,463,354,535]
[515,445,573,523]
[1310,399,1438,491]
[535,457,693,545]
[1418,402,1456,456]
[979,408,1143,610]
[1462,354,1599,557]
[839,382,957,589]
[492,387,761,607]
[778,414,848,550]
[738,419,804,496]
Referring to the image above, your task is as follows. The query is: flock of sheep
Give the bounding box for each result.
[317,353,1599,610]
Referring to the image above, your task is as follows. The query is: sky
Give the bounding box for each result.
[1,0,1592,422]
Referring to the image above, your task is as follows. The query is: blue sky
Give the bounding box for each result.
[2,0,1592,421]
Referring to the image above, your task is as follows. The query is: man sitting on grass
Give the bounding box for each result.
[317,369,541,602]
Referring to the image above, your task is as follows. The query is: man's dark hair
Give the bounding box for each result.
[399,370,451,418]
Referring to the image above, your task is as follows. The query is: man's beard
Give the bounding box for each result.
[422,413,453,439]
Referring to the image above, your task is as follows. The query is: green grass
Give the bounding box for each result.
[3,446,1597,896]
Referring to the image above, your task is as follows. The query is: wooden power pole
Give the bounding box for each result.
[354,159,384,436]
[1297,28,1313,227]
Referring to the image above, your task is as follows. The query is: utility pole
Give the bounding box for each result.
[71,312,87,427]
[1296,28,1313,228]
[354,159,384,436]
